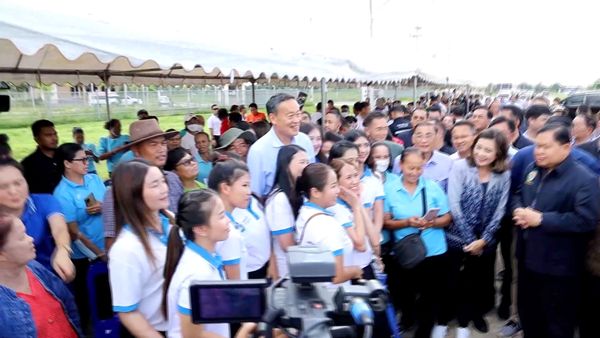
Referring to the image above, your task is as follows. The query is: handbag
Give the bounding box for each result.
[392,187,428,269]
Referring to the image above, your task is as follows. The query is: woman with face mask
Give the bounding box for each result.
[367,142,392,184]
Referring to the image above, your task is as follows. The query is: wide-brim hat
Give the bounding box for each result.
[125,119,179,149]
[216,128,256,150]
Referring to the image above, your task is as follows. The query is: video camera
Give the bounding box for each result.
[189,245,390,338]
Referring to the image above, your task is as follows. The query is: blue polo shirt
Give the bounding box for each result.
[194,154,213,185]
[98,135,130,172]
[81,143,98,173]
[20,194,63,271]
[383,174,450,257]
[53,174,106,259]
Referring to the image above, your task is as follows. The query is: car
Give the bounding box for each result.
[158,95,172,107]
[121,95,143,105]
[88,92,119,106]
[562,91,600,117]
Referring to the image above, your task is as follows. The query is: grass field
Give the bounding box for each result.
[4,113,210,180]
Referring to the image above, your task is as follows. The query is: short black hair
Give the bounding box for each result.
[427,104,443,113]
[55,143,83,173]
[525,105,551,121]
[390,105,408,115]
[249,103,258,109]
[363,111,387,127]
[217,108,229,120]
[229,112,243,123]
[328,140,359,163]
[31,119,55,137]
[327,99,334,104]
[538,123,571,145]
[137,109,148,116]
[489,115,516,133]
[472,106,493,119]
[451,120,476,134]
[501,105,524,127]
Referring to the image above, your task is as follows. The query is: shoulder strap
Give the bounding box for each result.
[299,212,327,245]
[421,186,427,217]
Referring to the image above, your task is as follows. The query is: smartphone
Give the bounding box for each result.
[84,193,97,207]
[423,208,440,221]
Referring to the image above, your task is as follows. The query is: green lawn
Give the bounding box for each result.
[4,113,210,180]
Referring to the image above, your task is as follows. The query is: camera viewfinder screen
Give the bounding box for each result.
[191,286,265,323]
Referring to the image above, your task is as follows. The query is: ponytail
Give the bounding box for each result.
[161,189,218,319]
[162,225,185,318]
[292,163,333,218]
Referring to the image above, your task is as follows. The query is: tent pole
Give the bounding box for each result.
[103,73,111,120]
[320,78,326,135]
[251,81,256,104]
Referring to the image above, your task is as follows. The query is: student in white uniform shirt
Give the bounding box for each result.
[265,145,310,278]
[108,159,172,338]
[328,159,380,279]
[208,160,269,280]
[294,163,362,284]
[329,139,384,255]
[163,189,232,338]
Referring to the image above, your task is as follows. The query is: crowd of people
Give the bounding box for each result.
[0,91,599,338]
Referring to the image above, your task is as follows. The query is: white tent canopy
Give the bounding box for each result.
[0,1,429,87]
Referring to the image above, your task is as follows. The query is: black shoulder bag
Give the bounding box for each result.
[392,188,428,269]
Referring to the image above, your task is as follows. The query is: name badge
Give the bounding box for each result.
[525,170,538,185]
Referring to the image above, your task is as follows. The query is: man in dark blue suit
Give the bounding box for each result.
[512,123,600,338]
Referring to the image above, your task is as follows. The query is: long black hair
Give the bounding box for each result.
[293,163,334,217]
[162,189,219,317]
[268,145,306,216]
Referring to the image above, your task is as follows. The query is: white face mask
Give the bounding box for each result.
[187,124,204,133]
[375,159,390,173]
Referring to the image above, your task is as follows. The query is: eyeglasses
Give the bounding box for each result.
[71,158,89,163]
[177,158,197,167]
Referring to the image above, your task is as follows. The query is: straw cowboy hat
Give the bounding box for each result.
[124,119,179,149]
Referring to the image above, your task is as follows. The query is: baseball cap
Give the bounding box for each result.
[184,113,198,122]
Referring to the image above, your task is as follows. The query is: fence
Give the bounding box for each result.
[0,84,436,127]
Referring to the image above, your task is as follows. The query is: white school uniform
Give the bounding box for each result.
[295,202,353,268]
[216,224,247,280]
[108,214,171,331]
[231,197,271,273]
[328,199,373,269]
[167,242,230,338]
[265,190,296,277]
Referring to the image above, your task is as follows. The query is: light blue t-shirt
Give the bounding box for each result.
[117,150,136,164]
[81,143,98,173]
[53,174,106,259]
[383,174,450,257]
[194,154,213,185]
[98,135,130,173]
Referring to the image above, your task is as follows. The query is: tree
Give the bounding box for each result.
[548,83,562,92]
[534,83,546,93]
[591,79,600,90]
[517,83,533,90]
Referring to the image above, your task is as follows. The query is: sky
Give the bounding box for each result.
[1,0,599,86]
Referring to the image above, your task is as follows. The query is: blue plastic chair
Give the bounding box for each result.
[87,261,120,337]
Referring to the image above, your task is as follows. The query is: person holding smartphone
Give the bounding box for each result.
[53,143,107,334]
[382,147,452,338]
[441,129,510,338]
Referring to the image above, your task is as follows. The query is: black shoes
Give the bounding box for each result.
[472,316,489,333]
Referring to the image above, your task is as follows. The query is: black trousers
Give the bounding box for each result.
[579,271,600,338]
[518,267,580,338]
[248,261,269,279]
[498,215,514,309]
[393,254,448,338]
[72,259,92,334]
[443,248,496,327]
